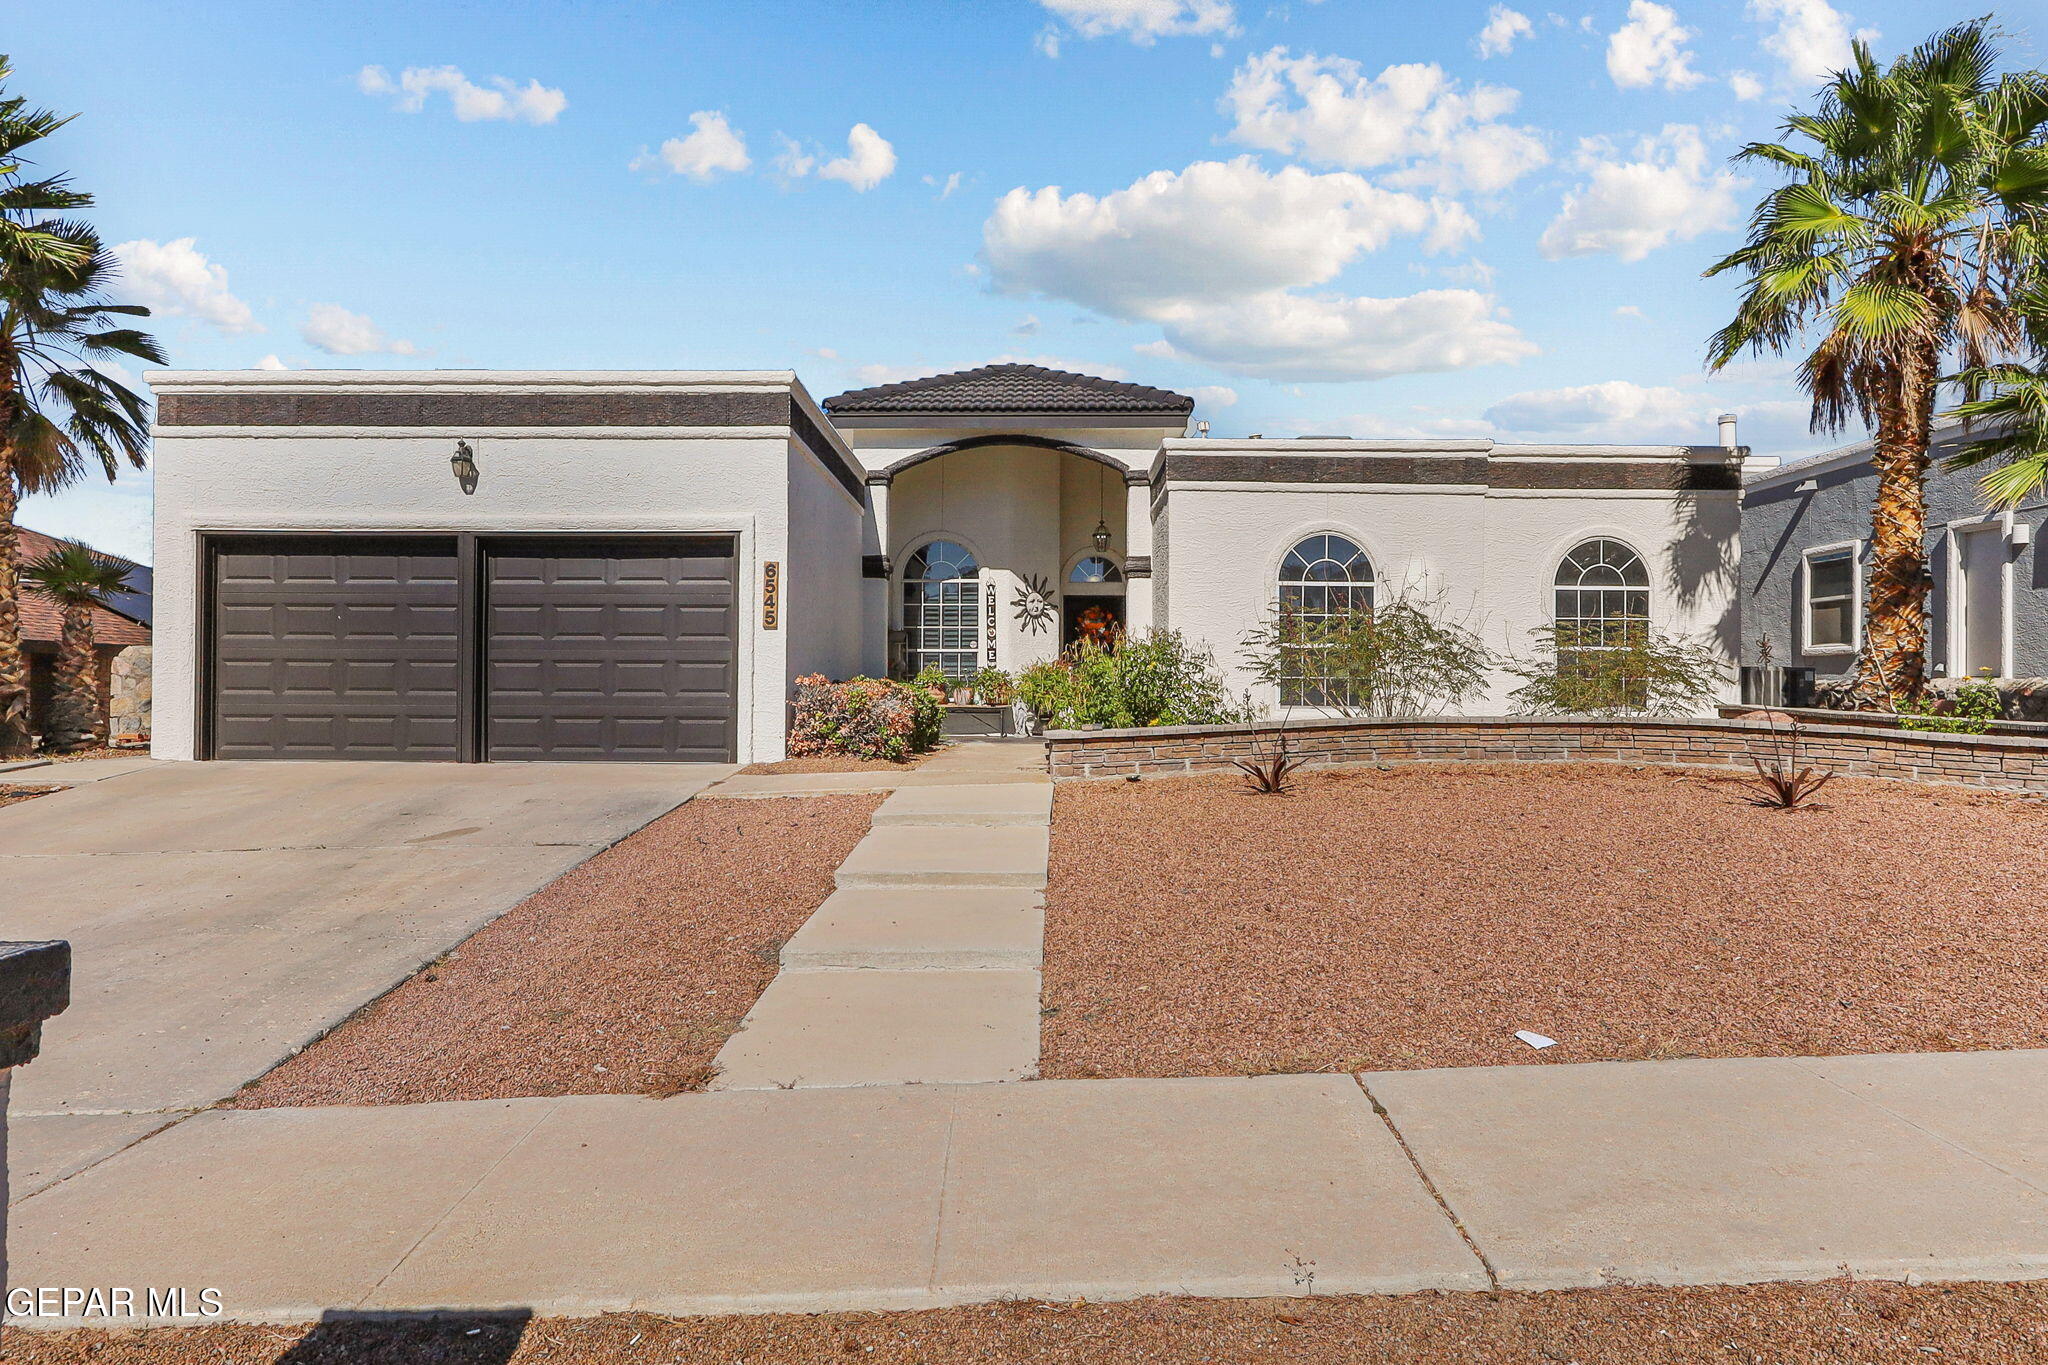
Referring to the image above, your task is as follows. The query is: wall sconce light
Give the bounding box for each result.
[1092,518,1112,552]
[451,440,479,494]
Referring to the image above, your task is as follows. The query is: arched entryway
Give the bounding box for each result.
[875,436,1148,677]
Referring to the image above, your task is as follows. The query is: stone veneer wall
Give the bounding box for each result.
[108,645,152,740]
[1044,715,2048,793]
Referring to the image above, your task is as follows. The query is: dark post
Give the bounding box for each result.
[1,940,71,1333]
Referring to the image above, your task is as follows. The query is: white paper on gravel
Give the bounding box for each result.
[1514,1030,1558,1049]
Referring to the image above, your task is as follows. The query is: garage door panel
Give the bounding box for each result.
[485,538,737,762]
[208,536,461,760]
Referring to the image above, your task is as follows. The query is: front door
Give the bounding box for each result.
[1063,596,1123,650]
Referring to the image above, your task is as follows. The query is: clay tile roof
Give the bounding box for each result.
[822,363,1194,417]
[15,528,152,649]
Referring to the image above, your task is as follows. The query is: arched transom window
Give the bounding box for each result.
[1275,534,1375,706]
[1553,538,1650,650]
[1068,555,1122,585]
[1278,534,1374,619]
[902,540,980,680]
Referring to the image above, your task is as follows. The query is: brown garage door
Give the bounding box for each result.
[209,536,461,759]
[485,537,737,761]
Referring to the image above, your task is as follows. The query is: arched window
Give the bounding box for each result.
[1068,555,1122,585]
[1554,538,1650,647]
[902,540,980,680]
[1275,534,1374,706]
[1554,539,1651,700]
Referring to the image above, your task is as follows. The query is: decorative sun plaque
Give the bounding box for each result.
[1012,573,1056,633]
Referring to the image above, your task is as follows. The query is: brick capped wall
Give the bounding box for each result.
[1044,715,2048,793]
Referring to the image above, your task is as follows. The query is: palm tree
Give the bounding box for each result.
[1705,20,2048,707]
[0,55,162,758]
[20,540,130,751]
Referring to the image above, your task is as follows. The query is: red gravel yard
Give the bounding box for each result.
[11,1280,2048,1364]
[1041,764,2048,1078]
[235,792,878,1105]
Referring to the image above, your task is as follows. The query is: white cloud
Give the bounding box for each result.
[1288,409,1497,440]
[818,123,897,192]
[356,64,565,124]
[1223,48,1547,195]
[631,111,751,181]
[771,134,815,179]
[1726,69,1765,100]
[986,157,1463,318]
[1748,0,1866,88]
[1475,5,1534,57]
[1035,0,1236,45]
[253,354,289,369]
[110,237,262,335]
[1146,289,1536,381]
[1615,304,1646,319]
[1485,379,1710,439]
[984,157,1523,380]
[925,171,964,199]
[1192,385,1239,408]
[1606,1,1704,90]
[1539,125,1740,262]
[300,303,421,357]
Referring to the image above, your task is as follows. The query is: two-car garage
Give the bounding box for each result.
[205,534,739,762]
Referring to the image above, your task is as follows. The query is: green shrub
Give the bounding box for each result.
[1900,676,2002,734]
[911,664,950,697]
[1015,659,1079,721]
[789,673,943,761]
[1239,591,1494,717]
[1013,631,1248,730]
[972,668,1015,706]
[1505,625,1726,717]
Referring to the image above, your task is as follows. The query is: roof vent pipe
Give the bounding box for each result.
[1718,412,1738,449]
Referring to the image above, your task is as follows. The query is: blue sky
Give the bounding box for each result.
[10,0,2029,562]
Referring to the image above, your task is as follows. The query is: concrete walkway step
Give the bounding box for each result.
[836,824,1049,890]
[918,741,1047,777]
[710,968,1041,1089]
[872,783,1052,828]
[781,888,1044,970]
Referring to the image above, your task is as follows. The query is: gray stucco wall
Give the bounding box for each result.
[1742,425,2048,680]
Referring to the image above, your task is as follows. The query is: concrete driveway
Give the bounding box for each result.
[0,759,730,1196]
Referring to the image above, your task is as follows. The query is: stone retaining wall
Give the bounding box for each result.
[109,645,151,741]
[1045,715,2048,793]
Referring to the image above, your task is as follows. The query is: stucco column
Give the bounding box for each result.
[1123,473,1155,637]
[1,939,71,1328]
[862,475,893,677]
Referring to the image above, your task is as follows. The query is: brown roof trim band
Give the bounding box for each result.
[1159,452,1739,492]
[1490,461,1743,492]
[157,389,868,503]
[1161,452,1490,486]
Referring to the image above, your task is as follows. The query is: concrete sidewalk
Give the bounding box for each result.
[1,760,729,1192]
[9,1051,2048,1328]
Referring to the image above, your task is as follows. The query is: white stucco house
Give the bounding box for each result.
[146,362,1744,763]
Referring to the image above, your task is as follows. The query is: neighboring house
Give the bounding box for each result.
[1741,420,2045,688]
[18,527,154,743]
[145,363,1744,764]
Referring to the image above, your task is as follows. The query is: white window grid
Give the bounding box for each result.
[902,540,981,680]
